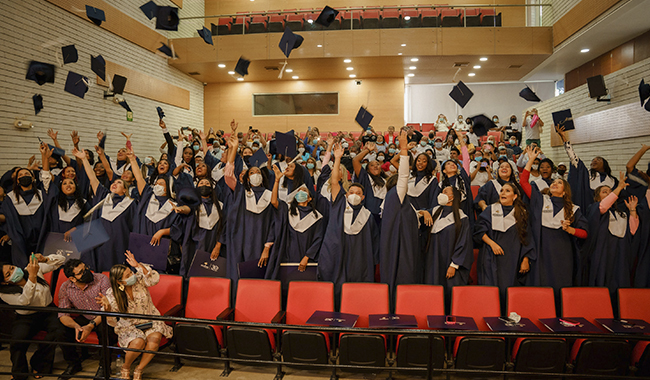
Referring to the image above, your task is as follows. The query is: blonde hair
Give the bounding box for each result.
[327,165,351,193]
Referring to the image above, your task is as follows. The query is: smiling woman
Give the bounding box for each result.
[253,92,339,116]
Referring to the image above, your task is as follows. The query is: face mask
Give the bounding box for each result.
[254,139,260,144]
[420,141,427,147]
[306,163,315,170]
[79,269,94,284]
[198,185,212,196]
[367,154,376,162]
[18,176,32,187]
[388,148,396,154]
[361,163,367,169]
[499,155,508,161]
[246,141,253,147]
[350,153,357,158]
[249,173,263,187]
[123,274,137,287]
[152,184,166,197]
[509,139,516,145]
[312,140,318,145]
[295,190,309,203]
[377,156,385,162]
[193,145,200,151]
[9,267,24,283]
[144,157,153,165]
[435,142,442,149]
[347,193,362,206]
[252,147,260,152]
[475,156,482,162]
[298,147,305,154]
[531,164,539,170]
[439,117,444,122]
[493,118,498,123]
[557,169,566,175]
[342,142,349,149]
[437,193,450,205]
[389,165,397,172]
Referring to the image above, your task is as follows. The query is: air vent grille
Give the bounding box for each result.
[508,65,522,69]
[453,62,469,67]
[188,72,200,75]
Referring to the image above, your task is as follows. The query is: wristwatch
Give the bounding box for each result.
[89,320,97,329]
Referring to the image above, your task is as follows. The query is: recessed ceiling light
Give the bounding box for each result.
[473,65,481,69]
[409,66,417,70]
[349,74,356,78]
[292,76,299,79]
[468,73,476,76]
[411,58,419,62]
[218,64,226,68]
[317,44,322,48]
[237,77,244,81]
[227,71,235,75]
[344,59,351,63]
[285,69,293,73]
[404,15,411,20]
[479,57,488,61]
[346,67,354,71]
[401,43,406,47]
[307,19,314,24]
[398,53,402,55]
[581,48,590,53]
[407,73,415,77]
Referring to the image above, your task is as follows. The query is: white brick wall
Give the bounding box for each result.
[540,0,581,26]
[526,57,650,174]
[0,0,204,173]
[116,0,205,39]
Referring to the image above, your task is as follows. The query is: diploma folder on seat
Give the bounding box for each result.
[43,232,80,261]
[188,250,227,278]
[128,232,170,272]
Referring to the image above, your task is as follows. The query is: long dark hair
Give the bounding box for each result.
[589,156,613,181]
[496,161,525,196]
[289,187,319,217]
[108,264,129,313]
[440,163,467,201]
[282,163,306,191]
[244,168,270,191]
[411,153,435,181]
[12,168,41,204]
[182,146,196,175]
[427,187,463,251]
[502,183,529,245]
[541,179,575,223]
[57,179,85,212]
[0,263,49,294]
[148,159,171,185]
[196,178,225,238]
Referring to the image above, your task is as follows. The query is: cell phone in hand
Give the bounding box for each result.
[481,162,488,168]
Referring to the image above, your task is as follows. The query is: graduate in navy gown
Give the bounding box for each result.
[474,160,526,212]
[622,144,650,201]
[275,161,314,205]
[318,142,378,295]
[633,189,650,287]
[379,131,420,299]
[423,186,473,302]
[474,182,534,306]
[520,146,588,300]
[434,137,474,229]
[353,141,388,227]
[584,175,638,300]
[73,148,137,272]
[1,147,48,267]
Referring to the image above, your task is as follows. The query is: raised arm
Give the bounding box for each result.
[47,128,71,166]
[458,134,470,174]
[353,141,375,177]
[160,120,175,157]
[271,165,283,209]
[556,126,579,168]
[95,145,114,181]
[224,120,239,191]
[331,143,344,200]
[520,146,539,198]
[127,147,146,196]
[397,131,410,203]
[626,144,650,173]
[73,148,99,194]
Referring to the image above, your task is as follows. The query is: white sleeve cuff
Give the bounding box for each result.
[449,262,459,270]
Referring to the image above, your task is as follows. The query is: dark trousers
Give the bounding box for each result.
[62,315,117,366]
[10,310,69,380]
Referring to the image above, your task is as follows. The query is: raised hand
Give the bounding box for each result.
[124,250,139,267]
[625,195,638,211]
[555,125,568,143]
[47,128,58,141]
[159,120,166,129]
[398,130,409,149]
[72,148,86,160]
[333,143,344,159]
[120,132,133,141]
[272,164,283,179]
[97,131,104,142]
[71,130,80,146]
[94,145,104,156]
[198,130,206,141]
[39,143,53,159]
[365,142,376,152]
[230,119,238,132]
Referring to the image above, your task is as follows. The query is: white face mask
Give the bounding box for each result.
[152,184,166,197]
[246,141,253,147]
[350,153,357,158]
[342,142,349,149]
[531,164,539,170]
[249,173,263,187]
[367,154,376,162]
[437,193,450,205]
[298,147,305,154]
[347,193,362,206]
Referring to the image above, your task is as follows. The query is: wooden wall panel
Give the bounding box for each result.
[553,0,621,47]
[440,28,495,56]
[531,27,554,54]
[45,0,167,54]
[495,28,533,55]
[96,61,191,109]
[379,29,438,56]
[170,0,183,7]
[611,41,634,72]
[633,30,650,63]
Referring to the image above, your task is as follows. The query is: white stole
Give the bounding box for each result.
[407,175,434,197]
[590,174,616,190]
[431,206,467,234]
[8,190,43,216]
[288,209,322,233]
[344,203,371,235]
[245,189,272,214]
[58,200,85,222]
[490,203,517,232]
[198,201,222,230]
[541,195,579,229]
[101,194,134,222]
[145,194,176,224]
[608,210,627,238]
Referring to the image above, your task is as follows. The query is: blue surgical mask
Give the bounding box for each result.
[295,190,309,203]
[124,274,137,287]
[509,139,516,145]
[420,141,427,147]
[362,163,367,169]
[306,163,315,169]
[388,148,396,154]
[475,156,482,162]
[435,142,442,148]
[9,267,24,283]
[193,145,200,151]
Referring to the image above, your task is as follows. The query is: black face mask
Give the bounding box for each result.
[18,176,32,187]
[198,185,212,196]
[79,269,94,284]
[557,169,566,175]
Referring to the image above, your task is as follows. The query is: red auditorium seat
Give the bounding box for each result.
[267,10,285,32]
[225,279,282,363]
[507,287,566,374]
[361,8,380,29]
[406,122,421,131]
[301,8,319,31]
[281,281,334,364]
[435,131,447,140]
[394,285,445,372]
[380,8,400,29]
[487,131,502,142]
[420,123,435,133]
[230,13,250,34]
[562,287,631,376]
[43,270,54,286]
[468,249,478,285]
[618,288,650,376]
[350,131,362,140]
[248,15,268,33]
[338,282,389,371]
[214,17,232,35]
[451,286,505,371]
[401,8,421,28]
[174,277,231,363]
[480,8,502,27]
[464,8,481,27]
[440,8,462,27]
[340,10,361,30]
[419,6,440,27]
[284,9,304,31]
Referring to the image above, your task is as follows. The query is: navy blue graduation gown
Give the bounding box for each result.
[408,172,438,211]
[37,183,89,252]
[1,188,45,267]
[568,158,618,212]
[318,191,378,293]
[134,185,181,235]
[357,167,386,226]
[433,170,475,229]
[633,196,650,287]
[474,204,534,303]
[90,185,137,272]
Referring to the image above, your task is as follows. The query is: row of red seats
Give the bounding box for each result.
[212,6,502,35]
[407,122,504,143]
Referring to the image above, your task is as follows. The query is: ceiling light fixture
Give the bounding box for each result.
[411,58,419,62]
[349,74,356,78]
[407,73,414,77]
[409,66,416,70]
[473,65,481,69]
[346,67,354,71]
[227,71,235,75]
[237,77,244,81]
[479,57,488,61]
[292,76,299,79]
[285,69,293,73]
[218,64,226,68]
[398,53,402,55]
[344,59,351,63]
[468,73,476,76]
[317,44,322,47]
[401,43,406,47]
[581,48,590,53]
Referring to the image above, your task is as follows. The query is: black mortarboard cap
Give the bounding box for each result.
[355,106,374,130]
[47,144,65,159]
[26,61,55,85]
[278,27,304,58]
[85,5,106,26]
[71,219,109,252]
[449,81,473,108]
[552,109,575,131]
[32,94,43,115]
[118,99,131,112]
[64,71,89,99]
[176,187,201,208]
[248,147,268,168]
[90,54,106,81]
[234,57,250,77]
[197,26,213,45]
[112,74,127,94]
[156,106,165,119]
[155,6,179,31]
[140,0,158,20]
[99,132,107,149]
[315,5,339,27]
[275,130,297,158]
[519,86,541,102]
[61,45,78,64]
[469,114,495,137]
[586,75,608,98]
[639,79,650,108]
[158,43,173,58]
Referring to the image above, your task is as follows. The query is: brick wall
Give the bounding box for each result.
[0,0,204,173]
[541,0,582,26]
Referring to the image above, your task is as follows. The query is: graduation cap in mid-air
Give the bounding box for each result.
[156,106,165,119]
[176,187,201,208]
[248,147,268,168]
[197,26,213,45]
[140,0,158,20]
[26,61,55,85]
[71,218,109,252]
[112,74,127,94]
[61,45,78,64]
[90,55,106,81]
[278,27,304,58]
[85,5,106,26]
[118,99,131,112]
[64,71,89,99]
[32,94,43,115]
[469,114,495,137]
[275,130,297,158]
[234,57,250,77]
[640,79,650,112]
[552,109,575,131]
[449,81,473,108]
[47,144,65,159]
[315,6,339,27]
[157,42,176,58]
[519,86,541,102]
[156,6,179,31]
[355,106,374,130]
